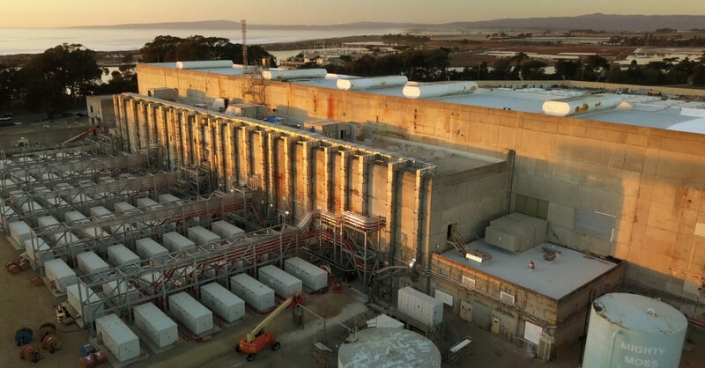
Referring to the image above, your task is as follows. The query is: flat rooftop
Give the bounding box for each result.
[147,62,705,135]
[440,239,619,300]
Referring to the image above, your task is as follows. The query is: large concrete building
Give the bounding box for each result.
[114,60,705,357]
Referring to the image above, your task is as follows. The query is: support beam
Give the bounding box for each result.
[357,154,375,215]
[137,101,148,150]
[385,160,407,256]
[301,140,320,212]
[323,146,339,212]
[281,136,298,216]
[237,126,253,186]
[266,132,281,205]
[223,124,236,191]
[166,109,180,170]
[338,150,352,212]
[413,167,435,293]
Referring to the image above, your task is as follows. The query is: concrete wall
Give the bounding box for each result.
[135,64,705,308]
[86,95,117,128]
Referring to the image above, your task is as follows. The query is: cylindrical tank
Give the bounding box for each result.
[17,257,30,271]
[262,69,327,81]
[79,354,97,368]
[542,94,623,117]
[6,260,20,274]
[93,350,108,364]
[582,293,688,368]
[175,60,233,70]
[403,81,478,99]
[30,276,44,286]
[336,76,408,91]
[338,327,441,368]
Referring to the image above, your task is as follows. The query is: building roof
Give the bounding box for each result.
[440,239,619,300]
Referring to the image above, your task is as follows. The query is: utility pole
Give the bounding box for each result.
[241,19,248,67]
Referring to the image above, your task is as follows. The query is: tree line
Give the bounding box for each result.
[0,36,274,119]
[319,49,705,86]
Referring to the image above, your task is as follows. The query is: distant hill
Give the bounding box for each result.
[77,14,705,32]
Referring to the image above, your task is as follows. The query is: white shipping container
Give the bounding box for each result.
[284,257,328,291]
[52,229,81,247]
[135,238,169,261]
[397,287,443,327]
[114,202,139,214]
[64,211,88,223]
[258,265,302,298]
[102,280,139,304]
[211,221,245,240]
[83,224,106,239]
[23,237,54,264]
[187,226,221,245]
[136,197,163,211]
[95,314,140,363]
[21,200,44,215]
[76,251,110,281]
[168,292,213,335]
[44,258,77,292]
[107,244,140,266]
[66,282,104,323]
[133,303,178,348]
[9,221,32,247]
[200,282,245,323]
[162,232,196,252]
[229,274,275,312]
[90,206,113,219]
[37,215,60,228]
[158,193,183,206]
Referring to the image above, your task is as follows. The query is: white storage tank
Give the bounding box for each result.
[44,258,77,293]
[230,273,275,312]
[336,75,409,91]
[107,244,140,266]
[187,226,221,245]
[23,237,54,264]
[136,197,163,211]
[162,231,196,252]
[338,328,441,368]
[9,221,32,246]
[285,257,328,291]
[258,265,302,298]
[403,81,478,99]
[200,282,245,323]
[95,314,140,363]
[262,68,327,81]
[66,282,104,323]
[168,292,213,336]
[543,94,624,117]
[397,287,443,327]
[76,251,111,282]
[582,293,688,368]
[135,238,169,261]
[211,221,245,240]
[102,279,140,305]
[133,303,178,348]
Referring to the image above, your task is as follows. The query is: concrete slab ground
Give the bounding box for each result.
[2,229,704,368]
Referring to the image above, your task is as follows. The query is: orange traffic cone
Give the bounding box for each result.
[496,344,501,356]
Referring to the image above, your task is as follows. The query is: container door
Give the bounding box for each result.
[491,316,500,335]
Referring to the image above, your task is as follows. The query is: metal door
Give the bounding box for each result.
[460,300,473,322]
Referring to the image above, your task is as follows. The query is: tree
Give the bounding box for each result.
[26,44,102,104]
[693,65,705,87]
[140,35,276,66]
[0,63,19,110]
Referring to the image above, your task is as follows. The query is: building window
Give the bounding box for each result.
[90,106,93,113]
[462,276,476,289]
[500,291,515,305]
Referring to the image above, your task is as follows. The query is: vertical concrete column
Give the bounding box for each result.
[180,113,192,166]
[212,119,225,189]
[252,130,267,192]
[223,123,234,191]
[301,141,320,212]
[357,154,375,215]
[385,160,407,253]
[413,167,434,293]
[125,99,139,153]
[166,109,179,170]
[155,105,168,170]
[323,146,339,212]
[191,116,203,164]
[281,136,298,216]
[237,126,252,186]
[113,95,128,150]
[136,101,148,150]
[145,103,156,147]
[266,132,281,205]
[338,150,352,213]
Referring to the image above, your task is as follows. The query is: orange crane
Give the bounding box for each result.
[236,296,293,362]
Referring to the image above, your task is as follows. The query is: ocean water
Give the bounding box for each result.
[0,27,403,55]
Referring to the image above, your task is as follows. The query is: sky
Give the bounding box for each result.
[4,0,704,28]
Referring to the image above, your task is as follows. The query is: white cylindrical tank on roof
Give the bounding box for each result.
[582,293,688,368]
[403,81,478,99]
[176,60,233,69]
[336,76,408,91]
[262,69,327,81]
[338,328,441,368]
[542,94,623,117]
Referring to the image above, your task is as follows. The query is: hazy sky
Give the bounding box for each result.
[4,0,704,28]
